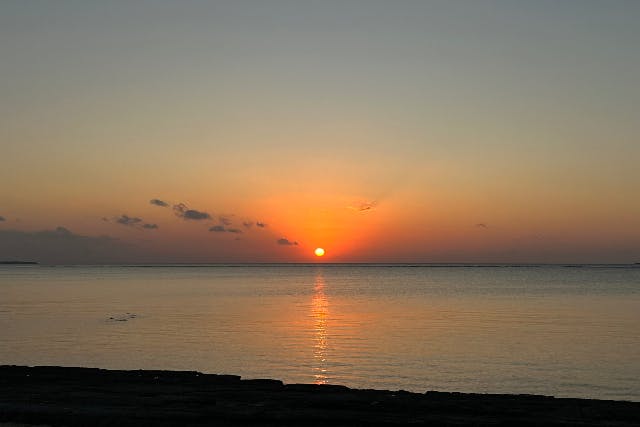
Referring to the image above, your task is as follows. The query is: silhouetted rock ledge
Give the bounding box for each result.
[1,366,638,426]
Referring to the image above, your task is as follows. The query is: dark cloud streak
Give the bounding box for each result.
[116,215,143,226]
[209,225,242,234]
[150,199,169,208]
[111,215,158,230]
[277,238,298,246]
[349,200,378,212]
[173,203,211,220]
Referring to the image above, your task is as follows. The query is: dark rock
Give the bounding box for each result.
[0,365,638,426]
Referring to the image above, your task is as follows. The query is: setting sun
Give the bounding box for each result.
[314,248,325,257]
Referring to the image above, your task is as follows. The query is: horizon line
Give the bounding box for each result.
[3,262,639,267]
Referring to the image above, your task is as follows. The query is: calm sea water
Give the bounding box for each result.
[1,264,639,401]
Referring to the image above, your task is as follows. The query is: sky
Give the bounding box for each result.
[1,1,639,264]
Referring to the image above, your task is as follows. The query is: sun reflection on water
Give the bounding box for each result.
[311,272,329,384]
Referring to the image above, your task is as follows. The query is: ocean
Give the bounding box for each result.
[1,264,638,401]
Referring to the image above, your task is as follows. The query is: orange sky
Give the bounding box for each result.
[1,2,639,263]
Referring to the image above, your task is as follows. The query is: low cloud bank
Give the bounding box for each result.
[0,227,143,264]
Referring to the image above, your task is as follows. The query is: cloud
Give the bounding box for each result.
[173,203,211,220]
[0,216,5,222]
[243,220,266,228]
[150,199,169,208]
[0,227,141,264]
[277,238,298,246]
[183,210,210,220]
[209,225,243,234]
[111,215,158,230]
[116,215,143,226]
[348,200,378,212]
[218,215,232,226]
[475,223,488,228]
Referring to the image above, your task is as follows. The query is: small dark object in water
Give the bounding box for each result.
[107,313,138,322]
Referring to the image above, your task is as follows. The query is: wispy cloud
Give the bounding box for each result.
[173,203,211,220]
[277,238,298,246]
[110,215,158,230]
[348,200,378,212]
[150,199,169,208]
[218,215,232,226]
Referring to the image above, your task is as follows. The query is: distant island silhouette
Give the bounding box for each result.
[0,261,39,265]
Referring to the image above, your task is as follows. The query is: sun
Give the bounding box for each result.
[314,247,325,257]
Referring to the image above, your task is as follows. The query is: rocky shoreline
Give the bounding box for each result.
[1,365,638,426]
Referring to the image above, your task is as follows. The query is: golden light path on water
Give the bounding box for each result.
[311,272,329,385]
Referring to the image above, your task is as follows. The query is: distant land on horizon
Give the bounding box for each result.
[2,261,638,268]
[0,261,39,265]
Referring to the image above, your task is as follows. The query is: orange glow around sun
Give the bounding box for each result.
[257,192,390,261]
[314,247,325,257]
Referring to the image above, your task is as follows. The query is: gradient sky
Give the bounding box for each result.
[1,1,639,263]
